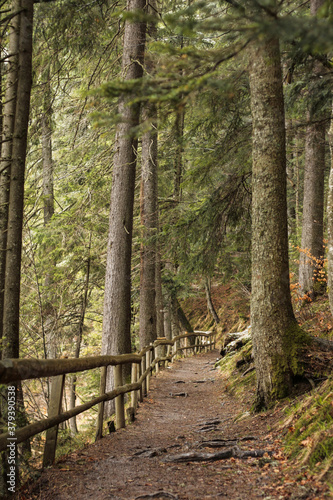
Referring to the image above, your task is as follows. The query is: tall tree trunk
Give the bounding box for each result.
[173,34,185,201]
[69,246,91,436]
[173,296,193,333]
[155,247,165,338]
[170,296,181,338]
[42,84,54,226]
[163,302,172,340]
[165,54,187,343]
[173,107,185,200]
[101,0,146,419]
[0,0,20,353]
[0,1,34,494]
[295,132,301,235]
[3,0,34,356]
[298,118,325,295]
[204,277,220,325]
[286,120,297,237]
[41,74,57,364]
[139,104,158,348]
[0,5,20,495]
[248,31,304,409]
[327,105,333,317]
[139,2,158,349]
[298,0,326,297]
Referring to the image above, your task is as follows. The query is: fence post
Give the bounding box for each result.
[114,365,125,429]
[43,374,65,467]
[160,338,166,368]
[195,336,199,354]
[154,345,159,374]
[95,366,107,441]
[172,341,176,361]
[138,361,143,402]
[141,355,147,397]
[131,363,138,413]
[146,350,151,392]
[165,344,171,367]
[150,344,155,375]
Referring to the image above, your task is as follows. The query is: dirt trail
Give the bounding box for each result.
[24,351,329,500]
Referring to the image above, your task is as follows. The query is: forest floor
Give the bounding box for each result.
[20,349,331,500]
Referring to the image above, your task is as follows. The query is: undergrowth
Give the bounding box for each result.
[215,339,255,400]
[281,377,333,484]
[216,336,333,486]
[215,332,333,486]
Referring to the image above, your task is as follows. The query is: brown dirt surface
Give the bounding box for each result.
[20,351,330,500]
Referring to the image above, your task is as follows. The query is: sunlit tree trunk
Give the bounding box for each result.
[248,31,304,409]
[101,0,146,418]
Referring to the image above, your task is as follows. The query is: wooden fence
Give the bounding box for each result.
[0,330,215,467]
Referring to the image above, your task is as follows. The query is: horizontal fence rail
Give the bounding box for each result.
[0,330,216,466]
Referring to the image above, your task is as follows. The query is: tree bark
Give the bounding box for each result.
[204,277,220,325]
[155,247,165,338]
[0,5,20,494]
[139,13,158,348]
[298,0,326,297]
[170,295,181,338]
[173,107,185,200]
[248,31,304,409]
[328,105,333,317]
[0,1,34,494]
[173,296,193,333]
[0,0,20,353]
[163,302,172,340]
[41,73,57,363]
[69,248,91,436]
[41,80,54,226]
[101,0,146,418]
[139,108,158,348]
[298,118,325,295]
[3,0,34,355]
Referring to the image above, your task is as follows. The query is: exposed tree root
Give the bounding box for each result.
[135,492,179,499]
[164,445,272,463]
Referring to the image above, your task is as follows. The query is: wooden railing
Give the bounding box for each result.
[0,330,215,467]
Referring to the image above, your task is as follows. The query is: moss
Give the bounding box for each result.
[309,437,333,468]
[56,423,97,460]
[283,321,311,376]
[283,377,333,481]
[216,340,256,399]
[266,322,311,404]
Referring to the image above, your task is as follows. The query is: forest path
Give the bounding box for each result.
[25,351,328,500]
